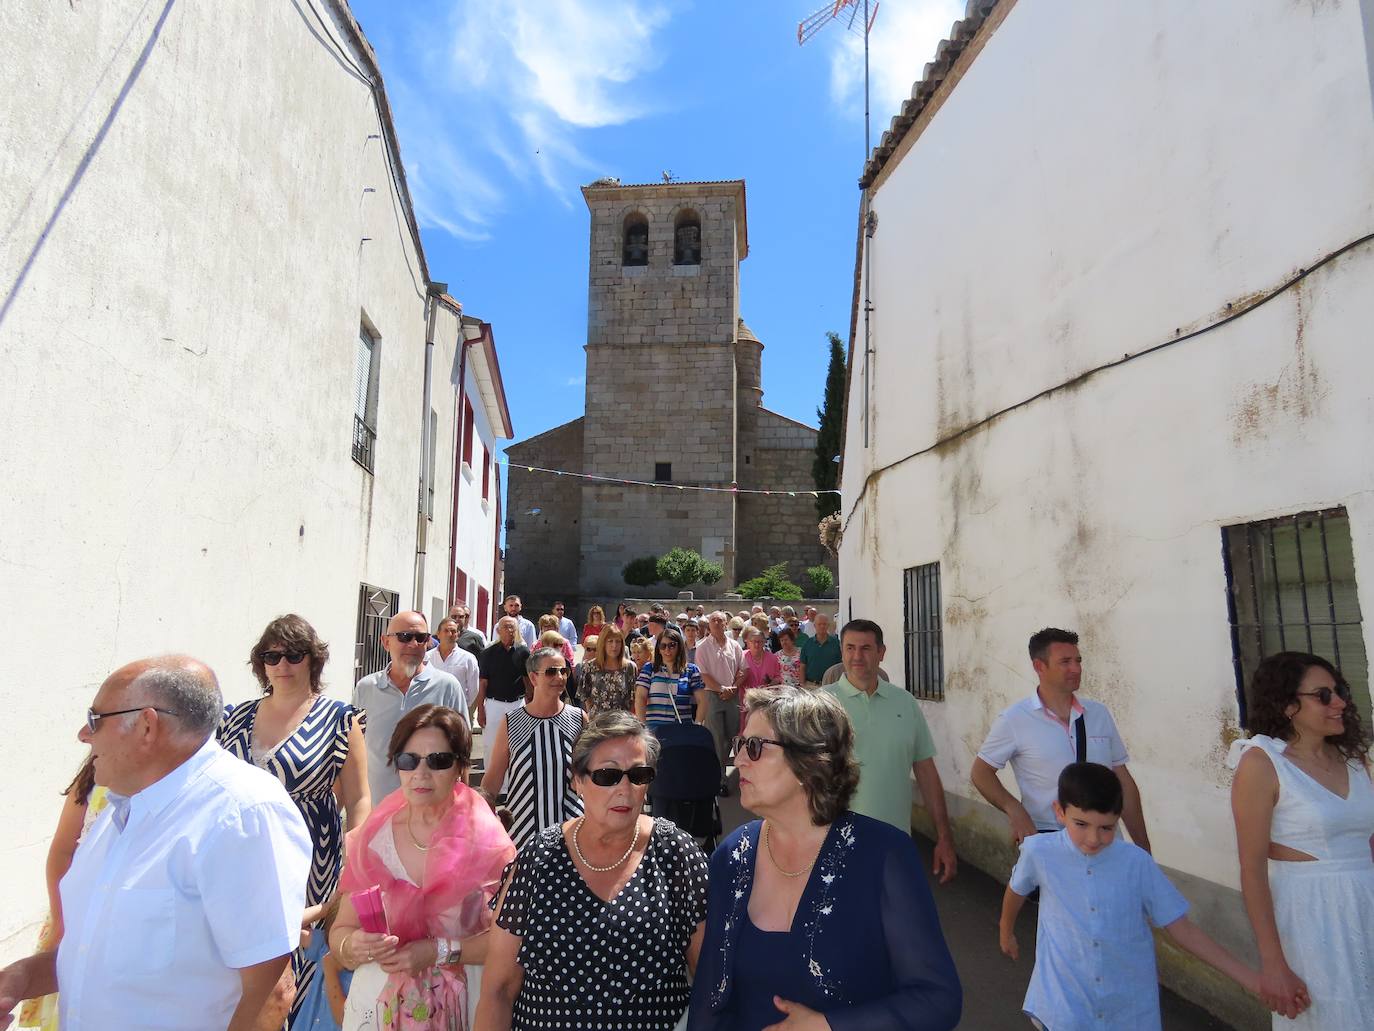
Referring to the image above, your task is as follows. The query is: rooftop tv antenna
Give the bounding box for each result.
[798,0,880,449]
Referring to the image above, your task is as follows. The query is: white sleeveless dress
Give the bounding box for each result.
[1231,734,1374,1029]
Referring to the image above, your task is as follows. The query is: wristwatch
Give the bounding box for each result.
[435,937,462,965]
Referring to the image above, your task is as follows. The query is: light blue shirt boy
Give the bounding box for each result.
[1010,830,1188,1029]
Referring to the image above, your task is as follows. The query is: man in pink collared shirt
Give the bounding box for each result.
[694,610,745,795]
[971,627,1151,851]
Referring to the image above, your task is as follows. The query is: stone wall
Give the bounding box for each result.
[504,417,584,607]
[737,409,834,585]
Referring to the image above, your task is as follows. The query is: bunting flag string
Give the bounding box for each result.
[498,456,837,497]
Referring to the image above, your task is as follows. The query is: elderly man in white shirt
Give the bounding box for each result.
[0,656,311,1031]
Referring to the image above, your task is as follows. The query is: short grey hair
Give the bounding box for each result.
[525,646,564,676]
[743,687,859,826]
[571,710,661,777]
[781,606,797,618]
[129,664,223,742]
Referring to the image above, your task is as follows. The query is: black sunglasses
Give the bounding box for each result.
[732,735,792,762]
[391,632,431,644]
[394,751,459,771]
[587,765,656,787]
[260,649,307,666]
[1297,685,1352,707]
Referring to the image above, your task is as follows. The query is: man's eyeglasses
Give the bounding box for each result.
[1297,685,1351,707]
[260,649,307,666]
[390,631,431,644]
[86,706,179,734]
[394,751,459,771]
[587,765,656,787]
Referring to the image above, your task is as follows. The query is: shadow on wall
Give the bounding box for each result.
[1,0,179,332]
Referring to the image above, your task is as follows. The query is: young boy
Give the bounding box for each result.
[999,762,1262,1030]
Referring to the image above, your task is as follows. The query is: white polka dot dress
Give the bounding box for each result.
[495,818,709,1030]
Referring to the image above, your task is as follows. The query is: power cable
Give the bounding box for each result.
[840,229,1374,537]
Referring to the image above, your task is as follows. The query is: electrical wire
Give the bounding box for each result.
[500,457,838,498]
[840,229,1374,537]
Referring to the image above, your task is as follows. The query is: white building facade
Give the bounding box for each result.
[839,1,1374,1026]
[0,0,511,959]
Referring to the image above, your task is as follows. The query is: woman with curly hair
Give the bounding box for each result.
[1230,652,1373,1028]
[689,688,961,1030]
[219,613,371,1027]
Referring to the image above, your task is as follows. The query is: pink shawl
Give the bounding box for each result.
[339,782,515,1028]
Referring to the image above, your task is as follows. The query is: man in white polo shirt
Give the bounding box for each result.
[972,627,1151,851]
[0,656,310,1031]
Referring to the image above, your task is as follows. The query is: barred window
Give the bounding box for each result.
[903,562,944,700]
[1222,507,1367,726]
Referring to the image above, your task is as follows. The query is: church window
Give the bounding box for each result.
[654,462,672,483]
[623,214,649,266]
[674,211,701,265]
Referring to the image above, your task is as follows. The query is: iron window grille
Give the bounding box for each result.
[903,562,944,700]
[354,583,399,684]
[654,462,672,483]
[1222,507,1367,727]
[352,414,376,473]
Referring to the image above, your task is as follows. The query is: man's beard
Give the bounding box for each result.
[394,657,422,679]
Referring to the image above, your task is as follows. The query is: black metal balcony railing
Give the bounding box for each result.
[352,414,376,473]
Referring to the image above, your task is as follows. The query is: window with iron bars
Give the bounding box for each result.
[1222,507,1368,727]
[903,562,944,701]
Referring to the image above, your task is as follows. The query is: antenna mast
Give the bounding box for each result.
[798,0,878,449]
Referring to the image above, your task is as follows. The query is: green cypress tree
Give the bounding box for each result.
[812,331,845,518]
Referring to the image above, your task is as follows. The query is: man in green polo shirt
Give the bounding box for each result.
[825,618,958,883]
[798,612,841,684]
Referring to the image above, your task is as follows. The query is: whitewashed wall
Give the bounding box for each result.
[452,357,503,631]
[840,1,1374,1024]
[0,0,494,960]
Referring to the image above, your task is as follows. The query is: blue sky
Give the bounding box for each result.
[349,0,965,457]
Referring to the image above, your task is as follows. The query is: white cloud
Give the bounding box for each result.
[827,0,967,121]
[566,374,586,387]
[381,0,674,237]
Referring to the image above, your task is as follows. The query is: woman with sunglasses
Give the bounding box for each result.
[634,626,709,726]
[1229,652,1373,1027]
[333,704,514,1030]
[480,647,586,847]
[476,711,708,1031]
[219,613,371,1027]
[690,687,961,1031]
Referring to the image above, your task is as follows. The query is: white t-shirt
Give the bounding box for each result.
[976,692,1129,830]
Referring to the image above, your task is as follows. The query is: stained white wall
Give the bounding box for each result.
[0,0,498,960]
[452,365,503,631]
[840,1,1373,1019]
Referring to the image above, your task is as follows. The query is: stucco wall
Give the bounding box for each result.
[0,0,499,960]
[839,2,1374,1026]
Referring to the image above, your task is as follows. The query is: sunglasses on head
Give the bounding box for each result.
[391,631,431,644]
[394,751,459,772]
[1298,684,1352,706]
[587,765,656,787]
[261,650,307,666]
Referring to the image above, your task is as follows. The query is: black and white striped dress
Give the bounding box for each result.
[504,704,585,846]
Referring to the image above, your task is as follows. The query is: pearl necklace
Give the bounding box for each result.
[572,816,640,872]
[762,820,815,878]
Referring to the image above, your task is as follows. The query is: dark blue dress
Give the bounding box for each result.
[219,695,361,1028]
[688,812,961,1030]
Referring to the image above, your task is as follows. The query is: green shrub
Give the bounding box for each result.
[699,561,724,587]
[736,563,804,601]
[622,555,661,588]
[806,565,835,595]
[657,547,709,589]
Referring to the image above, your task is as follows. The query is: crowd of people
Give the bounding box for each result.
[0,595,1370,1031]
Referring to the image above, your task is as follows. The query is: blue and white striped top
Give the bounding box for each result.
[637,661,705,724]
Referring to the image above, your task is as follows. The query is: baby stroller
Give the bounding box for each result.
[648,718,723,851]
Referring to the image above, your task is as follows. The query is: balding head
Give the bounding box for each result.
[82,655,222,795]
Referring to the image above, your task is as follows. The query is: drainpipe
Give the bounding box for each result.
[415,282,446,612]
[447,319,481,609]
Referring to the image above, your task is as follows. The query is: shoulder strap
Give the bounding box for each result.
[1075,711,1087,764]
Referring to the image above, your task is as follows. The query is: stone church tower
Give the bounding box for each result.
[504,179,831,610]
